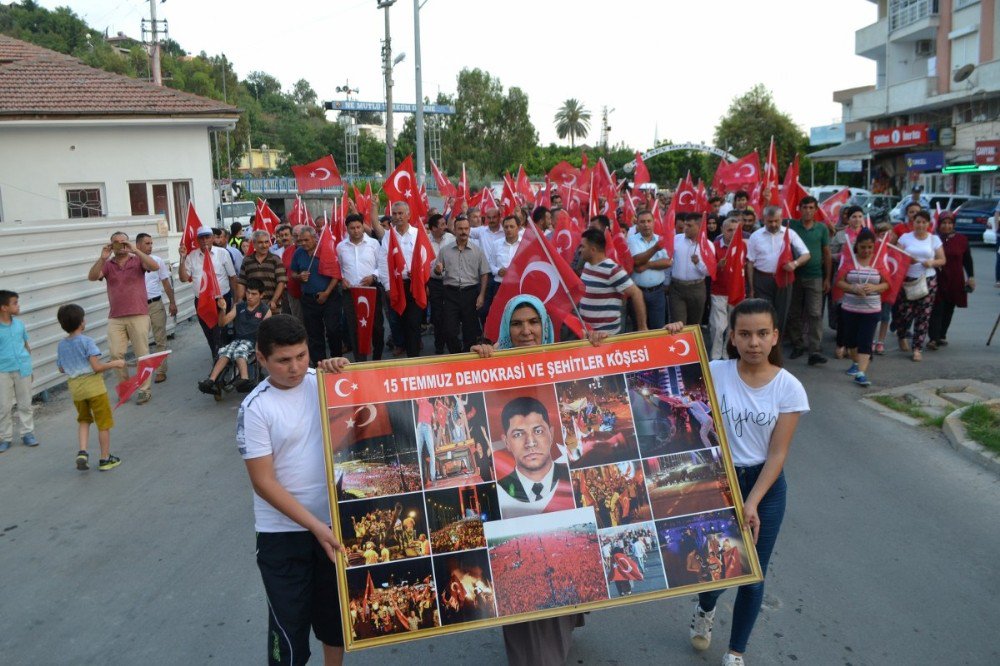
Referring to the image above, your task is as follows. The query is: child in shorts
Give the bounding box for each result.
[237,314,349,665]
[0,290,38,451]
[199,278,271,396]
[56,304,125,471]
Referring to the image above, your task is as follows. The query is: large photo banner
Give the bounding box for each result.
[319,328,762,651]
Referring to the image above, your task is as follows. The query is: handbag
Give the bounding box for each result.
[903,274,929,300]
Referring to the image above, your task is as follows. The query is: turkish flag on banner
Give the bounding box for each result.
[713,151,761,193]
[516,165,535,205]
[633,152,651,189]
[484,221,585,343]
[409,221,435,308]
[429,159,456,197]
[774,225,796,289]
[873,236,911,303]
[316,220,342,280]
[350,286,377,356]
[383,154,417,204]
[181,201,203,254]
[724,228,747,306]
[386,228,407,315]
[697,213,718,280]
[329,402,393,445]
[114,351,170,408]
[291,155,342,193]
[817,187,851,228]
[196,249,222,328]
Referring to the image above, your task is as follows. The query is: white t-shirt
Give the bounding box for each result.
[144,254,171,299]
[237,369,330,532]
[710,359,810,466]
[897,232,942,279]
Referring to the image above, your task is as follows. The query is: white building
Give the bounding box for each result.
[0,35,239,230]
[835,0,1000,196]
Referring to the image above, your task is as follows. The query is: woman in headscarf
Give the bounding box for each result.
[928,211,974,350]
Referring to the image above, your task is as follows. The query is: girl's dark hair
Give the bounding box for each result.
[842,205,863,220]
[912,209,932,223]
[853,228,877,252]
[725,298,783,367]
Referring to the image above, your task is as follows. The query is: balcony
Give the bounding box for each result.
[856,17,888,59]
[851,88,888,121]
[889,0,939,41]
[888,76,938,113]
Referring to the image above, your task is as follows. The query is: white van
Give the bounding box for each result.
[216,201,256,229]
[809,186,871,203]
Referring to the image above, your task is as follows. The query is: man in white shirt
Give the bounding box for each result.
[746,205,810,332]
[668,213,711,325]
[469,206,504,254]
[179,226,239,360]
[378,201,423,357]
[427,213,455,355]
[628,210,673,329]
[338,214,384,361]
[136,232,177,382]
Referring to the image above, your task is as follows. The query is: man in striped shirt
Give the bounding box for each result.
[579,228,648,333]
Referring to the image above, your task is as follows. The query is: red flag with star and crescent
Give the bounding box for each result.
[633,152,651,189]
[674,173,699,213]
[410,221,435,308]
[516,165,535,205]
[429,159,456,198]
[315,217,342,280]
[383,155,417,204]
[873,235,910,303]
[713,151,761,193]
[552,210,581,264]
[763,138,781,205]
[697,212,718,280]
[484,221,585,343]
[291,155,342,193]
[329,402,393,447]
[288,197,314,228]
[196,249,222,328]
[774,225,796,289]
[114,351,171,408]
[181,201,203,254]
[386,228,407,315]
[817,187,851,231]
[724,226,747,306]
[350,286,377,356]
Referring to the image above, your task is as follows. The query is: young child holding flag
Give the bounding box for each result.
[55,304,126,471]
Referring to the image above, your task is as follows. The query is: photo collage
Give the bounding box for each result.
[329,361,752,645]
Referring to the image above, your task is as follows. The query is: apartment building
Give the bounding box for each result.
[837,0,999,196]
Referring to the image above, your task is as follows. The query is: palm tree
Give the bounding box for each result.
[554,99,591,148]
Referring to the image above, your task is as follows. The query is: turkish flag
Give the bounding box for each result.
[291,155,342,193]
[255,198,280,237]
[516,165,535,205]
[114,351,170,408]
[674,174,699,213]
[281,243,302,299]
[473,186,499,213]
[724,229,747,306]
[383,155,417,204]
[386,228,407,315]
[634,152,651,189]
[197,249,222,328]
[548,160,580,188]
[713,151,761,193]
[288,197,314,228]
[353,183,374,220]
[655,196,676,257]
[181,201,203,254]
[781,155,804,219]
[830,244,856,303]
[329,402,393,445]
[429,159,456,197]
[774,225,796,289]
[696,179,709,214]
[484,221,585,343]
[551,210,581,264]
[818,187,851,228]
[763,137,781,205]
[500,174,519,218]
[350,286,377,356]
[622,189,638,226]
[409,221,435,308]
[315,220,342,280]
[535,176,552,211]
[697,213,718,280]
[873,235,910,302]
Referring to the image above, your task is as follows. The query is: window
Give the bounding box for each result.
[65,186,104,218]
[126,180,193,231]
[172,181,191,232]
[128,182,149,215]
[954,0,979,10]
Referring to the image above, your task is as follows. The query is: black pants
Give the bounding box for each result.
[752,271,791,333]
[343,285,385,362]
[479,278,499,328]
[195,291,233,361]
[929,299,957,343]
[400,279,425,358]
[444,285,482,353]
[301,291,344,366]
[429,278,447,354]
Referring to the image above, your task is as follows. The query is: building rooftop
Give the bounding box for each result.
[0,34,239,119]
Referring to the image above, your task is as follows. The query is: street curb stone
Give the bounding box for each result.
[942,399,1000,475]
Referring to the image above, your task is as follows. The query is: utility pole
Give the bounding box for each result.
[142,0,167,86]
[413,0,425,185]
[379,1,397,175]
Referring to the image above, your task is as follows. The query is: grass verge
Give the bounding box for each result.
[960,404,1000,454]
[872,395,952,428]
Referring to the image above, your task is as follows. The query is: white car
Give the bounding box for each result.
[983,214,997,246]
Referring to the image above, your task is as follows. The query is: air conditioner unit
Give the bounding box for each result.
[915,40,935,57]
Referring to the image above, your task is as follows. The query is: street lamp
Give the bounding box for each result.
[379,0,403,173]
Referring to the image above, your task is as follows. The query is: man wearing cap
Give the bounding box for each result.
[179,227,239,360]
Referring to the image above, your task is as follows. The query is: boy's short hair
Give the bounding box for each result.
[135,232,151,243]
[57,304,85,333]
[581,227,605,249]
[257,314,307,358]
[245,278,265,293]
[0,290,17,307]
[345,213,364,225]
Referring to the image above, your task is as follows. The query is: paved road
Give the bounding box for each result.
[1,247,998,665]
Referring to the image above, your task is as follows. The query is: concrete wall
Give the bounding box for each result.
[0,120,217,232]
[0,216,194,396]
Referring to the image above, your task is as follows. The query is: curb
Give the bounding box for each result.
[942,400,1000,475]
[860,398,923,427]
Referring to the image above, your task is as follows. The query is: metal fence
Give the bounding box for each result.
[889,0,939,32]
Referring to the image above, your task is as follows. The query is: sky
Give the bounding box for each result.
[47,0,877,151]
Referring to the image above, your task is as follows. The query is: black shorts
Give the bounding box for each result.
[256,531,344,665]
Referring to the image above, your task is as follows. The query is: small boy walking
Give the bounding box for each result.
[56,304,125,471]
[0,290,38,452]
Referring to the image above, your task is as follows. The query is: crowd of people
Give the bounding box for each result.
[348,577,439,639]
[571,463,649,528]
[335,460,422,499]
[430,518,486,553]
[599,526,657,597]
[489,528,608,616]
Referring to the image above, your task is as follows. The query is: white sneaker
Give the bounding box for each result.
[722,653,745,666]
[689,604,715,651]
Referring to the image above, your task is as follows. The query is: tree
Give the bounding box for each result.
[290,78,318,108]
[554,99,591,148]
[713,84,806,166]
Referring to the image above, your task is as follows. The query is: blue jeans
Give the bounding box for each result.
[698,465,787,654]
[416,422,435,481]
[640,285,667,329]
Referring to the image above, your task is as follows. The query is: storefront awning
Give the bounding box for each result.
[807,139,872,163]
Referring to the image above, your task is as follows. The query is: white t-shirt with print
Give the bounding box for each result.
[237,369,329,532]
[710,359,810,466]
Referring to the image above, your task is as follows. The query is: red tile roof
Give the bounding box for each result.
[0,34,240,119]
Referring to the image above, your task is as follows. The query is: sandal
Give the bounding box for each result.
[912,350,922,362]
[874,341,885,355]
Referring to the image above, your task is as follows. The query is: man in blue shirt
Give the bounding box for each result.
[289,227,342,366]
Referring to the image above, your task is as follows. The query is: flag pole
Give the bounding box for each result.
[307,210,327,273]
[527,219,591,335]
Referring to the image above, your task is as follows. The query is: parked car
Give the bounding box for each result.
[983,214,996,246]
[889,193,971,222]
[952,197,1000,242]
[851,194,900,224]
[809,186,870,203]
